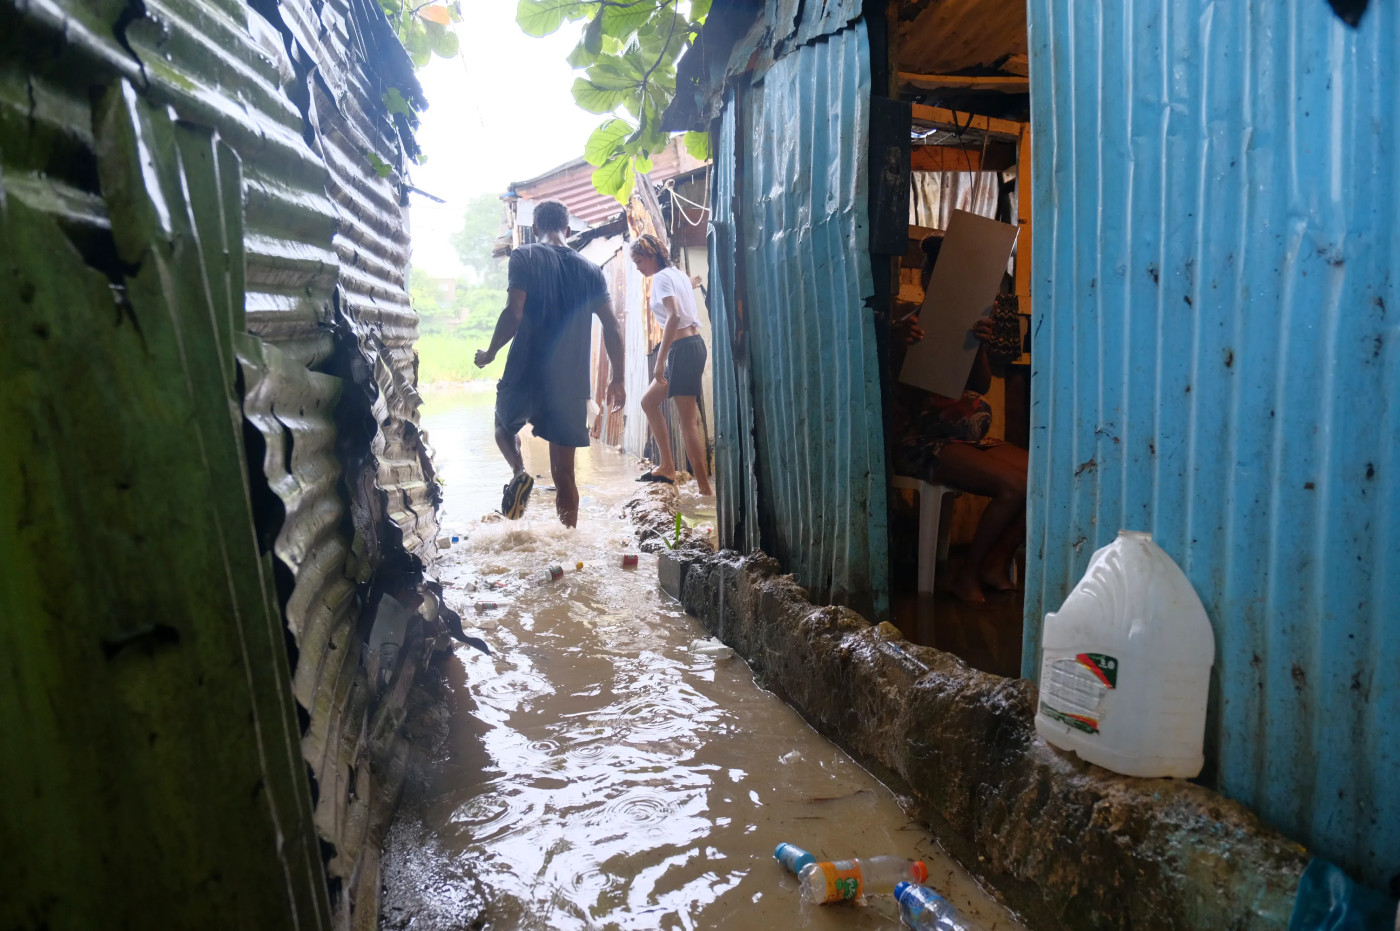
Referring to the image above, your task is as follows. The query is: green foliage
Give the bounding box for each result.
[448,195,509,289]
[365,151,393,178]
[517,0,711,203]
[409,260,511,385]
[376,0,462,69]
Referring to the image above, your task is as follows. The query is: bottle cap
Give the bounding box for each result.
[895,881,911,901]
[912,860,928,883]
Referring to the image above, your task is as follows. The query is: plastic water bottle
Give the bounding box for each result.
[895,883,969,930]
[798,857,928,904]
[774,843,816,875]
[539,565,564,583]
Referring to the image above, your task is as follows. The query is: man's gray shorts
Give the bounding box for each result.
[495,379,589,448]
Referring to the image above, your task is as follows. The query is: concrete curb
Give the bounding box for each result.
[627,488,1307,930]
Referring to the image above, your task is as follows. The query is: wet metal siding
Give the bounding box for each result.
[2,0,440,923]
[1026,0,1400,888]
[712,19,889,619]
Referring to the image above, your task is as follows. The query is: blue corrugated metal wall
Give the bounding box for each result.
[1026,0,1400,889]
[710,20,889,619]
[710,92,763,557]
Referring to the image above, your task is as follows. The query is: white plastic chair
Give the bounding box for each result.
[892,475,960,593]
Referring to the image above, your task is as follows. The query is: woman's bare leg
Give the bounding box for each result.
[977,444,1029,589]
[929,444,1027,604]
[639,377,677,480]
[672,395,713,495]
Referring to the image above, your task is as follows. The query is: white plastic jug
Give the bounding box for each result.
[1034,530,1215,778]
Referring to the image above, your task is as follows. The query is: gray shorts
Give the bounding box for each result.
[496,379,590,448]
[665,335,707,398]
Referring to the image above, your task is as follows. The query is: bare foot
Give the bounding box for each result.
[697,482,714,496]
[950,571,987,604]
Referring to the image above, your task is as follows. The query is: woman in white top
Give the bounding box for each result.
[629,234,713,495]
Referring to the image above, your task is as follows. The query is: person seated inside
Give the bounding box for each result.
[890,235,1028,604]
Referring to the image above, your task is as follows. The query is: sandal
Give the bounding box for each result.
[635,470,676,485]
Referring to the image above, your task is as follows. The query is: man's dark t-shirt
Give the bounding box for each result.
[502,243,607,400]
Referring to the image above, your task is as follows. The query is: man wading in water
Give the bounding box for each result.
[475,200,625,527]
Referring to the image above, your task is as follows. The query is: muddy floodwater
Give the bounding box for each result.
[383,388,1024,931]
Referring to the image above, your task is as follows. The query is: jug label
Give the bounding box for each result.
[1040,653,1118,734]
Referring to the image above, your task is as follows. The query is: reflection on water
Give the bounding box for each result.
[390,388,1022,930]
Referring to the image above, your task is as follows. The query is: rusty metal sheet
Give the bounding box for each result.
[898,0,1028,76]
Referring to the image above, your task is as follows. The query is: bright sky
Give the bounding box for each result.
[407,6,599,277]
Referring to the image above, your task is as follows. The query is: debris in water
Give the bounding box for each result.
[621,554,639,568]
[808,789,873,804]
[689,637,734,659]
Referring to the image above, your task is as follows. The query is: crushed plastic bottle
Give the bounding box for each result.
[798,856,928,904]
[774,843,816,875]
[474,602,503,613]
[539,565,564,584]
[688,638,734,659]
[895,882,969,930]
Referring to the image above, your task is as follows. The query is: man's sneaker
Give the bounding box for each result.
[501,473,534,519]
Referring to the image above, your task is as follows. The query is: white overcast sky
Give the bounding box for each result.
[407,7,599,277]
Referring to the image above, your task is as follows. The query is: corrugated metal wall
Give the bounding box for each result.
[710,19,889,619]
[1026,0,1400,890]
[1,0,445,924]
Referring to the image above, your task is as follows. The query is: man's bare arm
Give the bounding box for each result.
[594,295,626,409]
[475,288,527,367]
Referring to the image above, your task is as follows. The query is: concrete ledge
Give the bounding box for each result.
[625,491,1307,930]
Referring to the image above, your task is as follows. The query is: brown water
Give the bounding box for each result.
[384,388,1023,931]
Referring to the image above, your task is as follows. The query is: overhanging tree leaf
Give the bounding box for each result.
[683,130,710,161]
[584,11,604,52]
[600,0,661,36]
[431,28,459,57]
[571,77,632,113]
[690,0,713,21]
[591,155,632,197]
[516,0,587,37]
[419,5,450,25]
[587,58,644,90]
[585,118,632,167]
[635,153,654,174]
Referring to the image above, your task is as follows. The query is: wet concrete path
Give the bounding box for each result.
[382,390,1024,931]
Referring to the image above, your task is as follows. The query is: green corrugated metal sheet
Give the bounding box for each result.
[0,0,444,923]
[0,80,328,931]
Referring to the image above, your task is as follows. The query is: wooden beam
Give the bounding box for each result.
[900,72,1029,94]
[910,143,1017,173]
[911,103,1024,139]
[1015,124,1033,307]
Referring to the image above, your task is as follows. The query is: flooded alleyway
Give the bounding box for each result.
[382,390,1025,931]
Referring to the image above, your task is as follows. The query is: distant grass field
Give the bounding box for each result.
[416,331,505,386]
